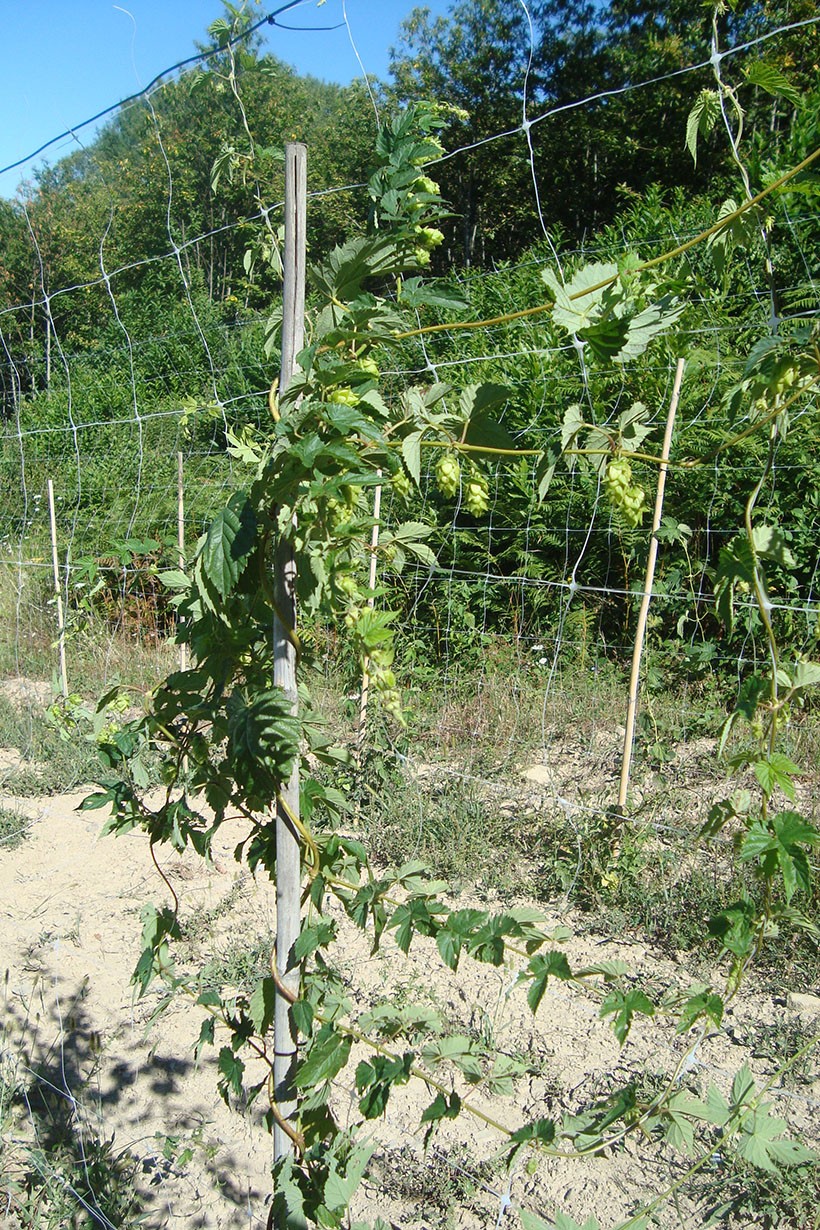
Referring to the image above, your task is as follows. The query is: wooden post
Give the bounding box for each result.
[47,479,68,697]
[617,358,685,813]
[177,452,187,674]
[273,142,306,1168]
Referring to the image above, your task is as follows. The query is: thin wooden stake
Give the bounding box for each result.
[618,358,685,813]
[357,475,383,757]
[273,142,306,1170]
[177,451,187,674]
[47,479,68,697]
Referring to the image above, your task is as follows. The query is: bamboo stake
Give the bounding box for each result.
[617,358,685,813]
[273,142,306,1170]
[357,476,383,757]
[47,479,68,697]
[177,451,187,674]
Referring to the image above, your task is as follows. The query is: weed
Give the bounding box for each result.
[367,1144,500,1229]
[0,694,102,795]
[744,1014,819,1089]
[694,1155,820,1228]
[361,772,531,890]
[0,805,30,850]
[200,936,273,996]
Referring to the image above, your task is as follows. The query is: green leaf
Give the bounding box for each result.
[422,1035,483,1082]
[198,492,257,600]
[600,988,655,1045]
[752,525,796,568]
[614,297,684,362]
[519,1212,553,1230]
[713,535,757,631]
[355,1053,414,1118]
[400,431,422,484]
[227,689,300,795]
[544,263,618,333]
[217,1046,245,1103]
[248,977,276,1035]
[561,402,585,453]
[752,753,799,801]
[708,899,756,957]
[487,1054,527,1097]
[555,1215,601,1230]
[383,521,438,568]
[744,60,801,106]
[291,999,313,1037]
[740,810,819,901]
[156,569,190,590]
[464,413,517,452]
[618,402,654,453]
[535,446,560,501]
[271,1155,309,1230]
[294,919,337,961]
[509,1117,557,1152]
[458,382,510,422]
[525,951,573,1014]
[791,660,820,692]
[662,1090,717,1156]
[677,988,724,1033]
[420,1089,461,1125]
[295,1024,352,1089]
[323,1142,375,1213]
[686,89,721,164]
[397,277,468,310]
[78,789,115,811]
[580,315,630,362]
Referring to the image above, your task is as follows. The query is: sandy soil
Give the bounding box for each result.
[1,705,818,1229]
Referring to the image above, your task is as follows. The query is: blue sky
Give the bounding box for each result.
[0,0,451,198]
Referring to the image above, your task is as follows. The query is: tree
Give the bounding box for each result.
[388,0,816,263]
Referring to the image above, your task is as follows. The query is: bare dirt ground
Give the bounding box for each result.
[1,689,818,1229]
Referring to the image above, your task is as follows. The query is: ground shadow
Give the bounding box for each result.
[1,972,267,1227]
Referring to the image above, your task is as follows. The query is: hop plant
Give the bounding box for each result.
[353,356,380,380]
[328,386,359,406]
[464,466,489,516]
[436,452,461,498]
[604,457,647,528]
[324,498,349,530]
[391,469,413,500]
[373,668,404,723]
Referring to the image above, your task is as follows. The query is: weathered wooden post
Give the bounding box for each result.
[273,142,306,1169]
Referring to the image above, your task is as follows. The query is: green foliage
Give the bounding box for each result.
[0,805,29,850]
[4,9,811,1224]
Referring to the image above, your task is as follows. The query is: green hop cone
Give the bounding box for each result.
[604,458,646,528]
[354,356,380,380]
[328,386,359,407]
[464,467,489,516]
[324,498,347,530]
[436,452,461,498]
[604,457,632,496]
[621,486,647,528]
[391,469,413,500]
[373,667,405,724]
[414,225,445,250]
[334,572,359,601]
